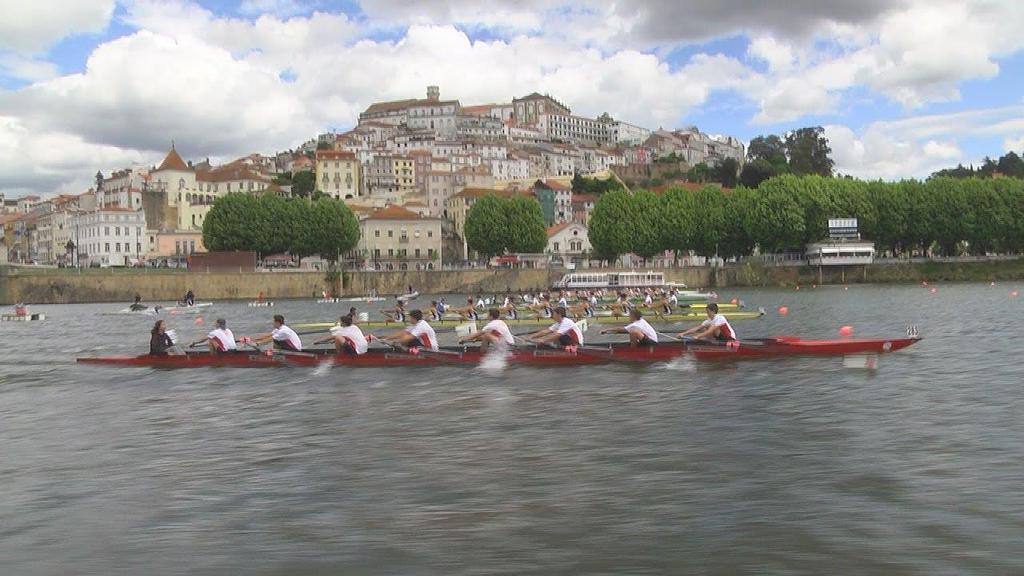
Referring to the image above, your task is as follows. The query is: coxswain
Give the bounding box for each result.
[601,309,659,347]
[526,306,584,347]
[315,314,368,355]
[459,308,515,354]
[255,314,303,351]
[183,289,195,307]
[150,320,182,355]
[678,302,736,342]
[130,294,146,312]
[380,300,407,323]
[382,309,438,351]
[452,298,480,321]
[190,318,237,353]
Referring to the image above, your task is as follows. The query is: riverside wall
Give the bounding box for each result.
[2,260,1022,304]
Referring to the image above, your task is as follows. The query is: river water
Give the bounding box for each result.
[1,283,1021,575]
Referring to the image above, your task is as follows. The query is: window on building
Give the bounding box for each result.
[136,243,141,253]
[175,241,181,255]
[388,249,394,257]
[388,230,393,238]
[105,242,110,252]
[104,226,109,236]
[374,229,380,238]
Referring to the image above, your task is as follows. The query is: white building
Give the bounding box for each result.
[605,119,651,146]
[538,114,612,146]
[72,207,147,266]
[546,221,591,261]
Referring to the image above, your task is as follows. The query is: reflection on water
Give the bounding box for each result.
[1,283,1022,575]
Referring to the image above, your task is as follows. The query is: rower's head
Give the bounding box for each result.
[152,320,165,334]
[339,314,353,327]
[410,309,424,323]
[488,308,500,320]
[396,300,405,308]
[706,302,719,317]
[273,314,285,327]
[630,309,642,321]
[349,307,357,315]
[467,298,473,304]
[215,318,226,329]
[134,295,141,303]
[553,306,568,320]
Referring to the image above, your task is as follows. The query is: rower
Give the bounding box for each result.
[557,291,569,308]
[255,314,303,351]
[453,298,480,321]
[475,294,486,309]
[601,309,658,347]
[150,320,183,355]
[607,293,632,317]
[459,308,515,354]
[677,302,736,342]
[315,314,368,355]
[526,306,584,347]
[256,291,265,303]
[527,295,553,319]
[348,307,359,324]
[183,289,195,307]
[380,299,407,323]
[382,309,438,351]
[190,318,238,353]
[130,294,146,312]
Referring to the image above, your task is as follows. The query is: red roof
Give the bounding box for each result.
[157,147,190,172]
[366,205,436,221]
[546,223,570,236]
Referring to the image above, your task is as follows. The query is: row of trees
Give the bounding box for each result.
[588,175,1024,262]
[932,151,1024,180]
[202,193,360,261]
[464,194,548,257]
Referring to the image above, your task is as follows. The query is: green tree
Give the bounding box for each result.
[202,192,260,253]
[739,158,778,188]
[998,151,1024,178]
[292,170,316,198]
[689,186,727,258]
[464,194,508,258]
[504,196,548,253]
[687,162,712,183]
[715,158,740,188]
[630,190,663,259]
[866,181,909,254]
[589,190,635,262]
[307,198,359,261]
[747,135,788,166]
[785,126,834,176]
[660,187,697,263]
[747,178,805,252]
[720,186,757,258]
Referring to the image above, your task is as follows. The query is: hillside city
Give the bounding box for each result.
[0,85,746,270]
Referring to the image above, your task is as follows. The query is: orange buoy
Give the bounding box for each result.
[778,306,789,316]
[839,325,853,337]
[929,288,937,294]
[1011,290,1020,297]
[730,297,738,305]
[194,317,205,325]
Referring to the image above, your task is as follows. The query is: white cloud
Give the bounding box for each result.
[1005,136,1024,153]
[0,0,115,53]
[0,115,146,193]
[0,54,59,82]
[237,0,317,18]
[825,105,1024,179]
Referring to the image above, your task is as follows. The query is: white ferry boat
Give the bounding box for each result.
[553,271,688,291]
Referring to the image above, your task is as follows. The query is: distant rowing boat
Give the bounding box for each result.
[294,308,765,331]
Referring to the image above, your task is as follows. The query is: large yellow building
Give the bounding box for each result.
[358,205,442,271]
[316,150,361,199]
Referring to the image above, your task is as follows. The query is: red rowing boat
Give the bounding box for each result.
[76,334,921,368]
[686,335,921,359]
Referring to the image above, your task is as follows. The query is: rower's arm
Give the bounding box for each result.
[313,334,335,345]
[600,326,627,335]
[190,336,210,346]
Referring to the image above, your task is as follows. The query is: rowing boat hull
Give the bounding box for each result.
[688,336,922,359]
[77,352,296,368]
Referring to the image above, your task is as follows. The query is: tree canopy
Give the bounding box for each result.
[464,194,548,258]
[202,193,359,260]
[785,126,834,177]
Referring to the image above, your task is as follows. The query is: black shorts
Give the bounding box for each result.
[273,339,300,351]
[558,333,577,346]
[338,342,358,355]
[637,336,656,346]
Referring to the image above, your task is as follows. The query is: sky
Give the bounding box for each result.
[1,0,1023,197]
